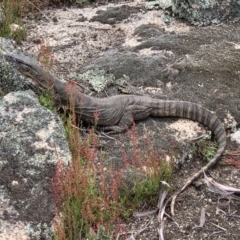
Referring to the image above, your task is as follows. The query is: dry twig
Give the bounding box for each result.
[210,222,227,232]
[199,207,206,228]
[26,0,52,22]
[116,216,153,240]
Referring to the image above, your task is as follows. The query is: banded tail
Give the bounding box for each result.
[153,101,226,207]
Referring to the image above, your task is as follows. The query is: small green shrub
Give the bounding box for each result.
[39,92,56,111]
[194,139,218,161]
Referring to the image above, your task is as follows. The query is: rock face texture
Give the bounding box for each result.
[0,0,240,239]
[172,0,240,26]
[0,51,31,96]
[0,90,70,239]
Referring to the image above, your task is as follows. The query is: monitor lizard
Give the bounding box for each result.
[4,52,226,213]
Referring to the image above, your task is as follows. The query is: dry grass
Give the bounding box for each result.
[222,149,240,168]
[0,0,92,43]
[51,109,173,239]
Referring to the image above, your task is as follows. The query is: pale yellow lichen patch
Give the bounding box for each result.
[138,48,172,57]
[226,41,240,49]
[32,119,58,150]
[0,222,30,240]
[31,141,55,150]
[0,132,7,137]
[4,93,17,103]
[234,44,240,49]
[15,108,36,122]
[0,200,30,240]
[10,23,23,32]
[166,154,177,163]
[11,180,19,186]
[230,131,240,144]
[224,111,237,127]
[166,82,174,90]
[35,119,56,140]
[138,86,163,95]
[167,119,205,141]
[35,129,48,139]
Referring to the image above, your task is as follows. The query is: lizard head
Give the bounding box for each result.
[4,53,43,79]
[4,53,51,90]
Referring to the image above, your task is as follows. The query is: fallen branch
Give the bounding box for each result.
[204,171,240,195]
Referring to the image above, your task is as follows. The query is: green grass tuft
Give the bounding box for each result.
[194,138,218,161]
[0,0,27,43]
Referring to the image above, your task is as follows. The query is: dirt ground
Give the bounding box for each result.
[11,0,240,239]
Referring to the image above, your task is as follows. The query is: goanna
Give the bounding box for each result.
[4,52,226,204]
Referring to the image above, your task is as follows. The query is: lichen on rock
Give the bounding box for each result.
[70,68,115,93]
[171,0,240,26]
[0,90,70,239]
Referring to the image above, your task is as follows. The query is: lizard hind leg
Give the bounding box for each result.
[98,105,151,134]
[97,109,134,134]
